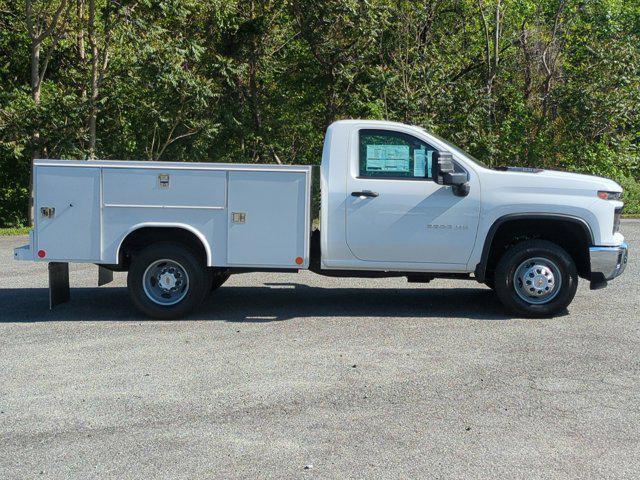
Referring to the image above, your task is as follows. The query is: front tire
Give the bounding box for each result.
[494,240,578,317]
[128,242,211,319]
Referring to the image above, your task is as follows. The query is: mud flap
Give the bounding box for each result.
[98,266,114,286]
[48,262,70,310]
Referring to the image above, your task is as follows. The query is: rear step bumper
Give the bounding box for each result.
[13,244,33,261]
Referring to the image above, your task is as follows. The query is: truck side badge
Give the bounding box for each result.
[158,173,170,189]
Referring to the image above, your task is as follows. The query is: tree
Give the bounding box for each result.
[24,0,72,157]
[86,0,111,157]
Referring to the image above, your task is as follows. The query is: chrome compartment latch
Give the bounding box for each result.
[40,206,55,218]
[231,212,246,224]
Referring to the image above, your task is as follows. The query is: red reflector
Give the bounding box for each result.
[597,191,609,200]
[295,256,303,265]
[37,249,46,258]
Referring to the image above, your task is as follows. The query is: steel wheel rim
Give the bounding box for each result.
[142,259,190,306]
[513,257,562,305]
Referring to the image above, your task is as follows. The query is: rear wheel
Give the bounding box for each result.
[128,242,211,319]
[494,240,578,317]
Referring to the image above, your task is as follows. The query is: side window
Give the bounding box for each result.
[359,129,435,179]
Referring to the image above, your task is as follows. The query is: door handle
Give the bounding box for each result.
[351,190,379,198]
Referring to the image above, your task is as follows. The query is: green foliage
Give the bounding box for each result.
[620,176,640,215]
[0,185,29,228]
[1,0,639,227]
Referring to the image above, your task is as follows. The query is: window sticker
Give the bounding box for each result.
[366,144,410,172]
[414,148,426,177]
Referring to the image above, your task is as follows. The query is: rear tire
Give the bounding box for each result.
[128,242,211,319]
[494,240,578,317]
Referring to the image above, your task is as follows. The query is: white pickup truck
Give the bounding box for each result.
[14,120,628,319]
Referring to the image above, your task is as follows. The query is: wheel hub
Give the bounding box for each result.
[514,257,561,305]
[523,265,554,295]
[158,269,179,290]
[142,260,189,306]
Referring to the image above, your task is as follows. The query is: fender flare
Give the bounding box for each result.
[474,213,594,282]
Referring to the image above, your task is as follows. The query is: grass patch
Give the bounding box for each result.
[0,226,30,236]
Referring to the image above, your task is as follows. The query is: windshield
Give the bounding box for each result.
[418,128,491,169]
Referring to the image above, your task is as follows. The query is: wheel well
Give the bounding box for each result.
[481,218,591,281]
[118,227,208,270]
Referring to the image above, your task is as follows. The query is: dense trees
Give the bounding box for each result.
[1,0,639,226]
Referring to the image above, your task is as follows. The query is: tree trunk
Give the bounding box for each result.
[30,43,40,104]
[77,0,86,60]
[77,0,86,97]
[88,0,98,157]
[247,0,262,162]
[30,42,41,160]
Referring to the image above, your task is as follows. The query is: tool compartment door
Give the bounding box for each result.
[35,166,101,261]
[227,171,308,267]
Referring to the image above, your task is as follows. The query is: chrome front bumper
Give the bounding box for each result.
[589,242,628,288]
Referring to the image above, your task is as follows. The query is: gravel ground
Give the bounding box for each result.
[1,221,638,479]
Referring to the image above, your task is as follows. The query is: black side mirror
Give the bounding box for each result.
[432,150,470,196]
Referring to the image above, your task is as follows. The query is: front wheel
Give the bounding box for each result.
[128,242,211,319]
[494,240,578,317]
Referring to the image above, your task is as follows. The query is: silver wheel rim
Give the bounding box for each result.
[513,257,562,305]
[142,259,190,306]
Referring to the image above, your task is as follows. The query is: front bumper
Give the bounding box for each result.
[589,242,628,289]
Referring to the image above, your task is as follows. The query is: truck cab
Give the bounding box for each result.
[318,120,627,316]
[15,120,628,319]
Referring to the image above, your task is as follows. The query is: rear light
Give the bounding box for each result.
[598,191,622,200]
[613,207,623,234]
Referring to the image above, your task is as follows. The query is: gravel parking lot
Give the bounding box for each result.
[1,221,638,479]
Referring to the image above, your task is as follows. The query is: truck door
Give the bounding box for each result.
[345,128,479,265]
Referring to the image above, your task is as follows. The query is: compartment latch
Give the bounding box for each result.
[40,206,55,218]
[231,212,246,224]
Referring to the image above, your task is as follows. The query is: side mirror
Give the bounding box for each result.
[432,150,470,197]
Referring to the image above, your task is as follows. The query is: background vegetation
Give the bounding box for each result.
[1,0,639,227]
